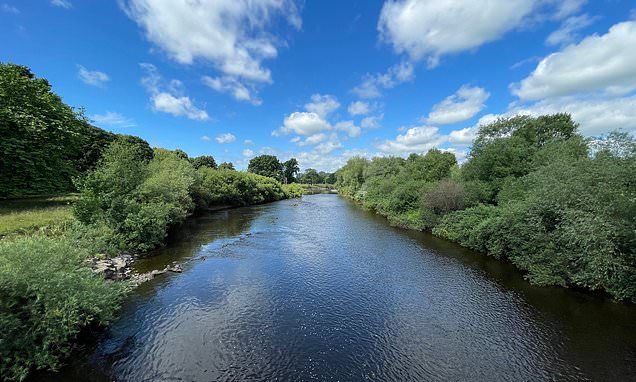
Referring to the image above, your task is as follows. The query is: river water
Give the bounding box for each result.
[36,194,635,381]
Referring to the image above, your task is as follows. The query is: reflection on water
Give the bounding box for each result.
[33,195,636,381]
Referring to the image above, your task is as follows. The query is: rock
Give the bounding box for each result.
[89,254,134,281]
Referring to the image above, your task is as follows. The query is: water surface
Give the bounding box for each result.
[36,194,636,381]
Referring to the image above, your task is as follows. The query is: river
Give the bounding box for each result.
[35,194,635,381]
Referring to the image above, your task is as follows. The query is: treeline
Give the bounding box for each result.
[247,155,335,184]
[0,63,302,381]
[336,115,635,302]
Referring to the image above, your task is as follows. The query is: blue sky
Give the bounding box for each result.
[2,0,635,171]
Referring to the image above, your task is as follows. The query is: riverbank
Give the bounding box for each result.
[29,194,636,382]
[334,117,635,303]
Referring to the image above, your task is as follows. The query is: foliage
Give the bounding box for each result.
[299,168,321,184]
[0,63,117,198]
[191,155,217,169]
[335,114,636,301]
[0,234,127,381]
[73,141,196,253]
[282,183,305,198]
[218,162,235,170]
[193,167,289,208]
[248,155,283,181]
[283,158,300,183]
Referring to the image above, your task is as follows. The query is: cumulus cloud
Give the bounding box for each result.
[244,139,254,145]
[315,135,343,154]
[297,132,328,146]
[377,125,445,154]
[425,85,490,125]
[512,21,636,100]
[448,127,477,145]
[546,14,596,46]
[140,63,209,121]
[77,65,109,87]
[242,148,254,157]
[91,111,135,128]
[378,0,535,67]
[202,75,261,105]
[216,133,237,144]
[121,0,300,102]
[201,135,211,141]
[274,111,332,136]
[352,61,414,98]
[361,114,383,129]
[304,94,340,118]
[506,95,636,135]
[334,120,362,138]
[348,101,370,116]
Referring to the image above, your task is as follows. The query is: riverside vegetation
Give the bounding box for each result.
[335,114,635,302]
[0,63,302,381]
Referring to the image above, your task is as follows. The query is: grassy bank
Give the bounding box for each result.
[336,115,635,303]
[0,195,76,238]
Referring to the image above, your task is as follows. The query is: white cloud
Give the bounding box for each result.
[297,133,328,146]
[290,137,301,143]
[140,63,209,121]
[202,75,260,105]
[244,139,254,145]
[51,0,72,9]
[426,85,490,125]
[77,65,109,87]
[352,61,414,98]
[512,21,636,100]
[121,0,299,84]
[1,4,19,13]
[304,94,340,118]
[448,127,477,145]
[377,125,445,154]
[378,0,535,67]
[91,111,135,128]
[315,136,343,154]
[201,135,211,141]
[242,149,254,157]
[348,101,370,116]
[216,133,237,144]
[361,114,383,129]
[274,111,332,136]
[546,14,595,46]
[507,95,636,136]
[334,120,362,138]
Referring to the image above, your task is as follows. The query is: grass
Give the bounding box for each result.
[0,195,77,238]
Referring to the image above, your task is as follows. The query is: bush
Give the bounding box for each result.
[282,183,305,198]
[74,141,196,253]
[0,234,127,381]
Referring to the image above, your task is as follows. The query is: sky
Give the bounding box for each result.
[1,0,635,171]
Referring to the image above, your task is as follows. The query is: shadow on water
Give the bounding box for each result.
[31,194,635,382]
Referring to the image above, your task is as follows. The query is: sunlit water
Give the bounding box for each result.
[34,194,635,381]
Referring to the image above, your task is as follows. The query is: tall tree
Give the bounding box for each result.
[283,158,300,183]
[248,155,283,180]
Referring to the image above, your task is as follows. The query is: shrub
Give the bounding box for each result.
[282,183,304,198]
[74,142,196,253]
[0,234,127,381]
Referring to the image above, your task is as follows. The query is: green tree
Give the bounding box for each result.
[283,158,300,183]
[300,168,321,184]
[218,162,235,170]
[248,154,283,180]
[0,63,114,197]
[192,155,217,169]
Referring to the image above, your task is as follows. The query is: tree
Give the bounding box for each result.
[218,162,235,170]
[248,155,283,180]
[192,155,217,169]
[173,149,189,160]
[0,63,116,197]
[283,158,300,183]
[300,168,321,184]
